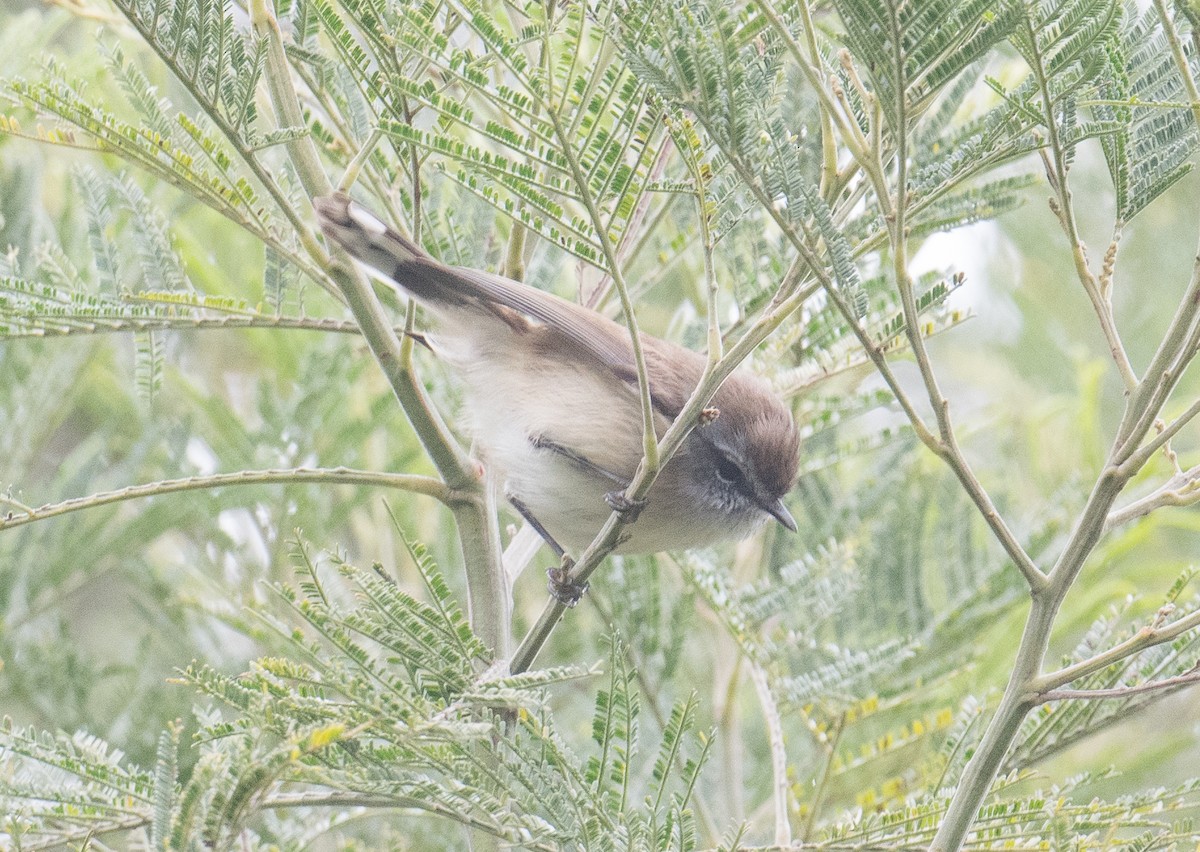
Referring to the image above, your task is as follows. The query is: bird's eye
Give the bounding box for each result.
[715,455,745,487]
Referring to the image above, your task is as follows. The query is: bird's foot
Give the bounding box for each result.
[547,558,588,607]
[604,490,647,523]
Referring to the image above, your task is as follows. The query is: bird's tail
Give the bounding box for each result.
[314,190,427,263]
[314,192,539,322]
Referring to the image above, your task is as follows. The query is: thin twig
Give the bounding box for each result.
[100,2,342,302]
[674,122,722,364]
[252,0,473,485]
[1105,463,1200,530]
[748,661,791,847]
[1034,607,1200,693]
[1121,396,1200,474]
[546,103,660,475]
[751,0,869,165]
[728,147,1048,591]
[864,9,1047,595]
[511,20,739,670]
[1034,662,1200,704]
[1152,0,1200,129]
[502,220,528,282]
[928,53,1055,592]
[585,140,674,309]
[0,493,34,513]
[511,269,815,673]
[0,468,451,533]
[337,127,384,193]
[0,314,364,339]
[1029,16,1138,391]
[1113,254,1200,457]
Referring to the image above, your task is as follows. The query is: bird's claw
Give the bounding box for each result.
[547,558,588,607]
[604,491,647,522]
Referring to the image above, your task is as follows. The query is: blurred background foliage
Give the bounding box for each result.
[1,0,1199,848]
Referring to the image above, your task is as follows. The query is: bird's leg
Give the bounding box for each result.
[507,494,567,559]
[530,434,648,523]
[530,434,627,484]
[508,493,588,607]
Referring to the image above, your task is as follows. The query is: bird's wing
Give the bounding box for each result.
[432,264,707,418]
[314,191,704,417]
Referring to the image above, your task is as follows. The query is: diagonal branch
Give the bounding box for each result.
[511,269,815,673]
[1113,263,1200,460]
[1120,396,1200,474]
[1152,0,1200,129]
[846,15,1048,595]
[109,0,342,303]
[537,42,660,479]
[1024,17,1139,392]
[726,144,1048,592]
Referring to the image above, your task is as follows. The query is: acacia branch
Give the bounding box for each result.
[1034,606,1200,693]
[0,468,450,533]
[543,72,660,477]
[0,314,364,340]
[1034,662,1200,704]
[851,20,1047,594]
[1106,463,1200,530]
[1026,16,1139,392]
[748,661,791,848]
[253,0,510,659]
[110,0,343,304]
[751,0,869,170]
[1120,396,1200,473]
[727,138,1047,591]
[1114,250,1200,456]
[510,19,703,671]
[1152,0,1200,129]
[251,0,472,483]
[931,10,1153,847]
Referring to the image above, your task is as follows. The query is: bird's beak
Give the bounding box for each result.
[765,498,797,532]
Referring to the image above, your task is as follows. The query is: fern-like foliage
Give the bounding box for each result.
[115,0,268,144]
[616,0,873,322]
[309,0,667,267]
[0,721,159,847]
[980,0,1126,165]
[0,176,343,342]
[1095,2,1200,221]
[0,275,357,339]
[0,532,716,849]
[3,57,280,247]
[820,771,1200,849]
[834,0,1021,130]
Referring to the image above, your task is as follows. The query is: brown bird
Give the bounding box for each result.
[314,193,799,566]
